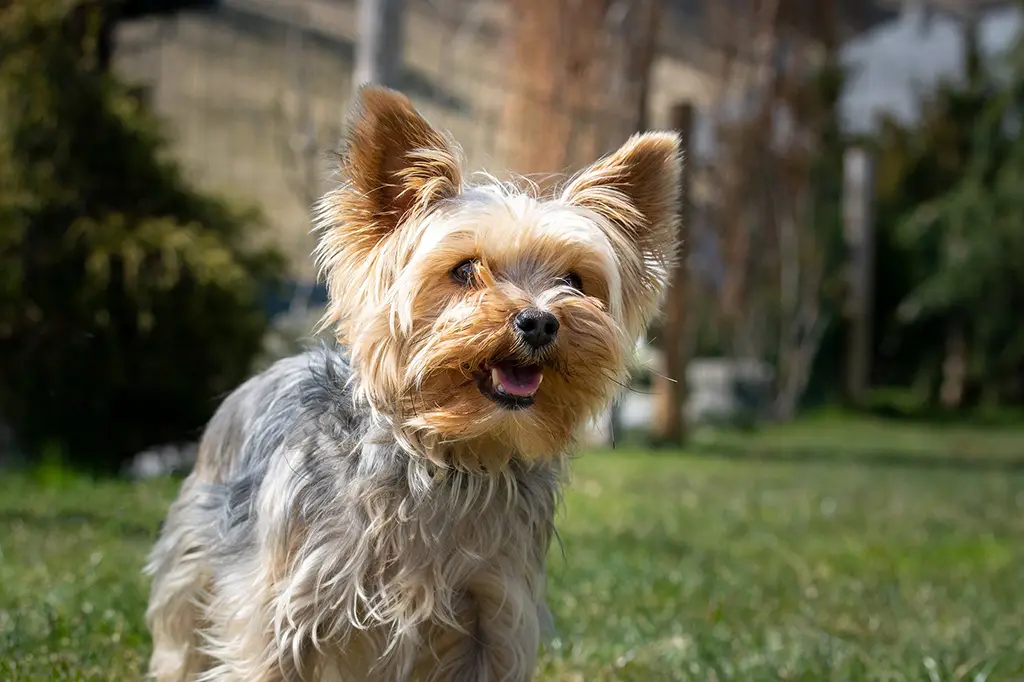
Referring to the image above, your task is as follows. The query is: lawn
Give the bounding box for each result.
[2,418,1024,681]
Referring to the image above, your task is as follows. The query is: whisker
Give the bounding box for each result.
[598,371,658,395]
[645,367,679,384]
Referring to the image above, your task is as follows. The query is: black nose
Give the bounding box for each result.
[514,309,559,350]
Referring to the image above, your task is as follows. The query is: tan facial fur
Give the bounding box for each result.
[316,86,682,468]
[146,87,685,682]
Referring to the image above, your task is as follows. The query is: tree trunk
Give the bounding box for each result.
[651,102,694,447]
[500,0,660,180]
[842,146,876,406]
[706,0,842,423]
[939,321,967,410]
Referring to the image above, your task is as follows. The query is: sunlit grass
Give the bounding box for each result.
[2,422,1023,680]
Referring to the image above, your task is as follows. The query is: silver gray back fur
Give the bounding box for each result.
[145,346,563,682]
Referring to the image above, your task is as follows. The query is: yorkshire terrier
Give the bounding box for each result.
[145,86,682,682]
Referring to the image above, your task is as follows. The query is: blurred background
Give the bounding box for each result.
[3,2,1024,680]
[3,0,1023,474]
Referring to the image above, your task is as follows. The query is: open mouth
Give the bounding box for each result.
[476,360,544,410]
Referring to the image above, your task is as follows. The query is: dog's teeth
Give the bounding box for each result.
[491,367,504,391]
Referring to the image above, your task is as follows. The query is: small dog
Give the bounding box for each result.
[145,86,681,682]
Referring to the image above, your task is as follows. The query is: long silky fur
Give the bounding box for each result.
[145,86,682,682]
[146,348,562,682]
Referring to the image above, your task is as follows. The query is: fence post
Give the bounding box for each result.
[842,146,876,405]
[651,101,695,446]
[353,0,406,95]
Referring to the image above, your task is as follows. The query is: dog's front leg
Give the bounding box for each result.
[428,576,542,682]
[199,621,321,682]
[199,572,323,682]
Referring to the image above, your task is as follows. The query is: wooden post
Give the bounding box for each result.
[651,101,695,446]
[353,0,406,95]
[842,146,876,405]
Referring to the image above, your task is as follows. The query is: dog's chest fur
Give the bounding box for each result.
[183,348,563,680]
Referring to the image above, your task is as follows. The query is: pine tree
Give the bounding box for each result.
[0,0,284,470]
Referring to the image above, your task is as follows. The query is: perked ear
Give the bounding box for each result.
[325,85,463,252]
[561,132,683,339]
[317,86,463,331]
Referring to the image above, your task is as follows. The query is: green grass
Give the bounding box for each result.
[3,421,1024,680]
[687,411,1024,461]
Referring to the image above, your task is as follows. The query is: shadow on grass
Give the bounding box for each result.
[0,510,159,540]
[680,442,1024,473]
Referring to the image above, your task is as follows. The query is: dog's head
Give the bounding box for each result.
[317,86,681,468]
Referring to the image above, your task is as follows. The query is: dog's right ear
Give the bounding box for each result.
[317,87,463,333]
[331,86,463,249]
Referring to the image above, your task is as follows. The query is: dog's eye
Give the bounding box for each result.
[559,272,583,292]
[450,259,478,285]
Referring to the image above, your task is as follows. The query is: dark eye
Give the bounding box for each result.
[451,259,478,285]
[560,272,583,292]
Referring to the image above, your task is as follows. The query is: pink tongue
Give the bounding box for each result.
[495,363,543,396]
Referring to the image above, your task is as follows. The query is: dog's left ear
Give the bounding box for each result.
[335,85,462,247]
[561,132,683,338]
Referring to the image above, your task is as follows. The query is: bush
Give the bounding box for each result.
[872,18,1024,409]
[0,0,285,472]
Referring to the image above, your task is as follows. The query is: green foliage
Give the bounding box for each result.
[873,18,1024,407]
[4,422,1024,680]
[0,0,284,471]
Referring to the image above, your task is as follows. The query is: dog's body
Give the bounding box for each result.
[146,349,560,681]
[146,87,681,681]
